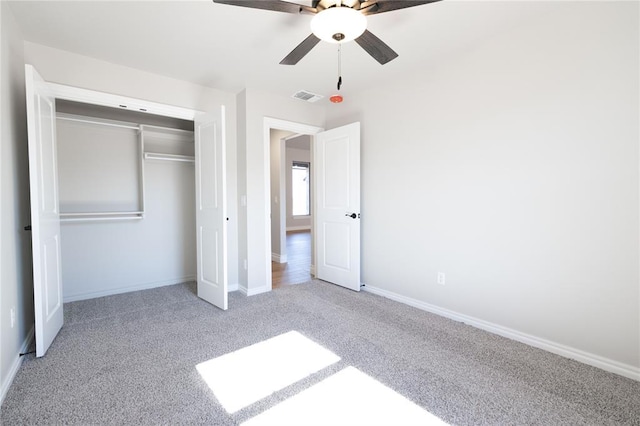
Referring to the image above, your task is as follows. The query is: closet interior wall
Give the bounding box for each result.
[56,100,197,302]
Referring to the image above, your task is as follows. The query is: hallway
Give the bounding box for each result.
[272,230,311,288]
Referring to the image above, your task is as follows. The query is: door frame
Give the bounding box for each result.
[263,118,324,290]
[48,83,197,121]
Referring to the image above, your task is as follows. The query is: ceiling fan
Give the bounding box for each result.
[213,0,441,65]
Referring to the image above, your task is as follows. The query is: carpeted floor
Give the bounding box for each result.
[2,280,639,425]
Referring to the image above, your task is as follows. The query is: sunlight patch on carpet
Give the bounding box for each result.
[242,367,448,426]
[196,331,341,413]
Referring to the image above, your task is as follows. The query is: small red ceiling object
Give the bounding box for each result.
[329,94,343,103]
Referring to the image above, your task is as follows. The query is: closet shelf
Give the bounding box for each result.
[144,152,195,163]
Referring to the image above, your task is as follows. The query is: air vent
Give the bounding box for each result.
[292,90,324,103]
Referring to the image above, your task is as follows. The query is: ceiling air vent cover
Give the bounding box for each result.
[292,90,324,103]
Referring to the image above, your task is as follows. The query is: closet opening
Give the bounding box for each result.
[55,99,197,302]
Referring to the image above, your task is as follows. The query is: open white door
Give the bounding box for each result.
[195,110,228,309]
[25,65,64,356]
[315,122,361,291]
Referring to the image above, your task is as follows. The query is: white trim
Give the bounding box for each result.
[362,284,640,382]
[63,276,196,302]
[1,326,34,405]
[264,117,324,136]
[227,283,239,292]
[246,284,272,296]
[272,253,288,263]
[239,284,271,297]
[48,82,199,121]
[286,226,311,232]
[310,264,316,277]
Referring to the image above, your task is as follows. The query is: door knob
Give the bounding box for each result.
[345,213,357,219]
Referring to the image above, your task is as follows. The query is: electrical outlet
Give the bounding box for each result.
[243,259,248,270]
[437,272,446,285]
[10,308,16,328]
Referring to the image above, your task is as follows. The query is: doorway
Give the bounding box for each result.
[270,132,313,288]
[263,118,323,291]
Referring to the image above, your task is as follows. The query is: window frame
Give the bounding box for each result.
[291,161,311,217]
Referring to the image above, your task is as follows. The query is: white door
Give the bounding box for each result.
[315,122,361,291]
[25,65,64,357]
[195,110,228,309]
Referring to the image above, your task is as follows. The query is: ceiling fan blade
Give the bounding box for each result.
[213,0,313,14]
[360,0,441,15]
[355,30,398,65]
[280,34,321,65]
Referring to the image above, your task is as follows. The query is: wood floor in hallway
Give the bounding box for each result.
[272,230,311,288]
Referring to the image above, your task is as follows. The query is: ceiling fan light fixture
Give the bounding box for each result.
[310,7,367,43]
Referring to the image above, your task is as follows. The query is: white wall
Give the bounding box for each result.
[270,129,294,261]
[22,42,239,289]
[237,88,325,295]
[0,2,33,402]
[236,91,248,289]
[326,2,639,377]
[285,136,312,230]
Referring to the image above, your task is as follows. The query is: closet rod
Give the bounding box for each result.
[57,115,140,131]
[61,211,144,217]
[61,216,144,223]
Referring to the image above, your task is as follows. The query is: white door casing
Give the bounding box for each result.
[195,110,228,309]
[25,64,64,357]
[315,122,361,291]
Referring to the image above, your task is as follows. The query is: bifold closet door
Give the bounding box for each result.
[25,64,64,357]
[195,110,228,310]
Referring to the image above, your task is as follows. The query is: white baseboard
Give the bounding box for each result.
[227,283,239,292]
[362,284,640,381]
[271,253,287,263]
[246,284,271,296]
[63,276,197,302]
[238,284,271,296]
[1,325,34,405]
[286,226,311,231]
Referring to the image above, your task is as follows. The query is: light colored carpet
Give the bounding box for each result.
[2,280,639,425]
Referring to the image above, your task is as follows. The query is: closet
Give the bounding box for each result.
[54,100,197,302]
[27,65,227,357]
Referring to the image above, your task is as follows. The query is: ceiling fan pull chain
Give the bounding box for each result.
[337,43,343,90]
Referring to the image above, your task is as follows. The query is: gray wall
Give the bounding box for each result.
[285,135,312,231]
[326,2,639,374]
[0,2,33,401]
[269,129,293,261]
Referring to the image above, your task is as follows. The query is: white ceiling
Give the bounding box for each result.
[8,0,555,102]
